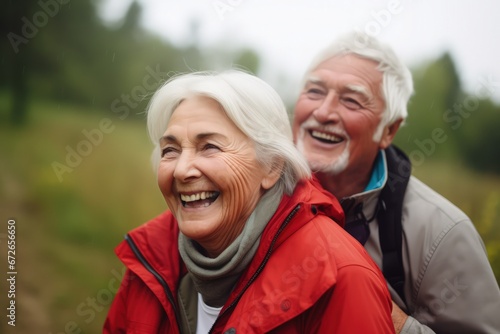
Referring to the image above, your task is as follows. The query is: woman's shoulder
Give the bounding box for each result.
[281,214,376,270]
[118,210,179,257]
[128,210,178,238]
[114,210,182,274]
[292,216,388,288]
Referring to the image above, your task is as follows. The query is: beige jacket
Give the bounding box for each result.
[342,152,500,333]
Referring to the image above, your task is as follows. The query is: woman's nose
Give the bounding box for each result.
[173,151,201,181]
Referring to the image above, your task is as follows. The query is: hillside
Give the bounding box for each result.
[1,101,499,333]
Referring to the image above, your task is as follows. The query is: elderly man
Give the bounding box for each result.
[292,31,500,333]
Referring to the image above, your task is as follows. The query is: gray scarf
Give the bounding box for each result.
[178,187,282,307]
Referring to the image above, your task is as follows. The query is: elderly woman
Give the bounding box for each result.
[104,70,394,333]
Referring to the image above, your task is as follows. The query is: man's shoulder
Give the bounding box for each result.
[403,176,470,227]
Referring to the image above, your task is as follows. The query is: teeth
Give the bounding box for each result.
[180,191,217,203]
[311,130,342,143]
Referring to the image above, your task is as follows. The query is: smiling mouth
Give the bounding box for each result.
[309,130,344,144]
[180,191,220,208]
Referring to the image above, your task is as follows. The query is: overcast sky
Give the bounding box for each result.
[99,0,500,103]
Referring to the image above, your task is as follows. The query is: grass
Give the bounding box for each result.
[0,100,165,333]
[0,98,499,333]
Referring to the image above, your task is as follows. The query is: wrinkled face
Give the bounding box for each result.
[292,55,388,176]
[157,96,276,256]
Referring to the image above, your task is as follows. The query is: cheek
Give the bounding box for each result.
[344,114,375,138]
[157,163,174,197]
[221,181,262,229]
[292,102,311,132]
[344,119,363,138]
[220,162,255,195]
[219,159,263,204]
[294,100,313,119]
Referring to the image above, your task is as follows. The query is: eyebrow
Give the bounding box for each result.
[159,134,175,146]
[345,84,372,101]
[159,132,221,145]
[305,75,325,86]
[305,76,373,101]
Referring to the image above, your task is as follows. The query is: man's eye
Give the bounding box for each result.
[342,98,362,110]
[306,88,325,97]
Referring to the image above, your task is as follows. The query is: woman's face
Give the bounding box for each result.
[157,96,277,257]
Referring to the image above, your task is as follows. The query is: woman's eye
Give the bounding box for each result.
[203,143,220,151]
[161,147,176,157]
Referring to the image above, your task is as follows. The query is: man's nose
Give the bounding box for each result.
[312,92,340,123]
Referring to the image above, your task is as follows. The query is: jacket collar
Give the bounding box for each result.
[114,178,344,321]
[116,177,343,268]
[340,150,387,223]
[115,211,185,317]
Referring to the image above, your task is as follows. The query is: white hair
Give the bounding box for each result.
[147,70,311,195]
[302,31,414,139]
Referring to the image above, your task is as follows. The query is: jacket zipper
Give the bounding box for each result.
[208,204,302,333]
[125,234,182,333]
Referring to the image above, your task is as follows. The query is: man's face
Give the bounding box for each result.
[293,55,389,176]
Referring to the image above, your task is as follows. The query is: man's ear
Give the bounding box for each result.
[261,158,285,190]
[380,119,403,149]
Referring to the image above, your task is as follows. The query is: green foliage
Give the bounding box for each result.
[1,1,499,332]
[1,99,499,333]
[234,48,261,74]
[454,98,500,173]
[1,0,263,124]
[394,52,500,174]
[0,101,166,333]
[395,53,461,160]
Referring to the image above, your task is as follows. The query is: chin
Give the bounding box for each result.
[308,153,349,174]
[178,219,216,240]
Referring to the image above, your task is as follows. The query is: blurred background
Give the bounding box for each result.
[1,0,499,332]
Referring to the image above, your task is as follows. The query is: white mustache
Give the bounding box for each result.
[301,118,348,139]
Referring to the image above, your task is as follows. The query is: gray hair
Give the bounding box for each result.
[302,31,414,137]
[147,70,311,195]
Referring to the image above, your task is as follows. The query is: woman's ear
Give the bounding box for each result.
[380,118,403,149]
[261,158,285,190]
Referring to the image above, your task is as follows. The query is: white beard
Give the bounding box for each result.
[296,126,350,175]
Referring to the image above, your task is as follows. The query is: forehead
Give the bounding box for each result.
[164,96,245,139]
[310,54,383,88]
[168,96,229,126]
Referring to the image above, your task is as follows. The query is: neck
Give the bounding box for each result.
[197,224,246,258]
[315,165,372,199]
[178,187,283,307]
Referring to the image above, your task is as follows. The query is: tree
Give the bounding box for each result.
[456,99,500,174]
[0,0,40,125]
[395,52,462,160]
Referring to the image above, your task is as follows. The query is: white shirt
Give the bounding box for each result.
[196,293,222,334]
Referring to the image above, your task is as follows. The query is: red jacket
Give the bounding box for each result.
[104,179,394,333]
